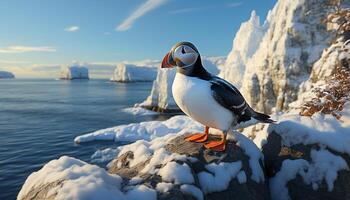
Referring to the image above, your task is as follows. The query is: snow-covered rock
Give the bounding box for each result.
[0,71,15,79]
[17,156,126,200]
[219,11,267,88]
[110,64,157,82]
[60,66,89,80]
[107,133,269,200]
[138,57,223,113]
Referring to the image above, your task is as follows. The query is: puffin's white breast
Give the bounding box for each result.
[172,73,234,131]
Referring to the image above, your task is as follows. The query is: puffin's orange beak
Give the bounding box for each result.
[161,52,176,68]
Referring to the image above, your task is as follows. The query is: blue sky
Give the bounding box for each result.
[0,0,276,77]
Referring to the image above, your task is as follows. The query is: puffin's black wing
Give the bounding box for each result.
[209,77,251,123]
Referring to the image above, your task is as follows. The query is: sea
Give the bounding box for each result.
[0,79,171,200]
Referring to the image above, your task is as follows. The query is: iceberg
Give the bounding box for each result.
[110,63,157,82]
[0,71,15,79]
[60,66,89,80]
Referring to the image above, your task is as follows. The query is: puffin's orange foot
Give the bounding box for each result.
[204,140,226,151]
[185,133,208,143]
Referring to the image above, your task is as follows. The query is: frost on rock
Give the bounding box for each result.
[60,65,89,80]
[0,71,15,79]
[110,63,157,82]
[239,0,337,113]
[138,57,223,113]
[219,10,267,88]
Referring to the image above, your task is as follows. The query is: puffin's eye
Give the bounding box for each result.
[181,47,186,54]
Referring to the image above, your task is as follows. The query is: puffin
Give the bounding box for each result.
[161,42,274,151]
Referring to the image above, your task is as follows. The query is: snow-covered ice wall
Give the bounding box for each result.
[219,11,267,88]
[110,63,157,82]
[60,66,89,80]
[219,0,337,113]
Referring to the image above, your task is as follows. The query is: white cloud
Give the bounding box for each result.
[64,26,80,32]
[116,0,168,31]
[0,46,56,53]
[170,7,205,14]
[227,2,243,7]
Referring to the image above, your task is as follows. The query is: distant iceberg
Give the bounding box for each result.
[110,63,157,82]
[60,66,89,80]
[0,71,15,79]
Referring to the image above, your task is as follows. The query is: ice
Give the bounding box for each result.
[60,65,89,80]
[110,63,157,82]
[219,10,266,88]
[0,71,15,78]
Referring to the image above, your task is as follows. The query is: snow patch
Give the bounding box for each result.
[198,162,242,194]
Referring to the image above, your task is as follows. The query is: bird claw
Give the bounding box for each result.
[204,140,226,151]
[185,133,208,143]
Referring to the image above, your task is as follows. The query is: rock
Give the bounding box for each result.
[262,131,350,200]
[108,134,270,200]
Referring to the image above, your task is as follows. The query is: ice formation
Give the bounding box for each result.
[60,66,89,80]
[110,63,157,82]
[0,71,15,79]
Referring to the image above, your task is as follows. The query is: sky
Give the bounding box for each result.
[0,0,276,78]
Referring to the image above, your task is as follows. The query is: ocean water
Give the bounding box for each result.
[0,79,170,200]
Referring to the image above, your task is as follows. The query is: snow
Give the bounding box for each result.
[180,184,204,200]
[0,71,15,78]
[139,57,223,112]
[158,161,194,184]
[219,10,267,88]
[60,65,89,80]
[122,107,158,116]
[155,182,173,193]
[236,171,247,184]
[110,63,157,82]
[17,156,125,200]
[232,131,265,183]
[198,162,242,194]
[269,159,309,200]
[125,185,156,200]
[270,149,348,200]
[91,148,119,163]
[74,115,200,143]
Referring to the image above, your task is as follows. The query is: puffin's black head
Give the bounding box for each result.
[161,42,200,69]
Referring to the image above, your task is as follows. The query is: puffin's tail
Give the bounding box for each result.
[252,110,275,123]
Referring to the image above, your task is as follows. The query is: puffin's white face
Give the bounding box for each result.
[172,45,199,67]
[161,42,199,69]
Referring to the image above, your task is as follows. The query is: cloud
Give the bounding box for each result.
[170,7,206,14]
[0,46,56,53]
[227,2,243,7]
[116,0,168,31]
[64,26,80,32]
[170,2,243,15]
